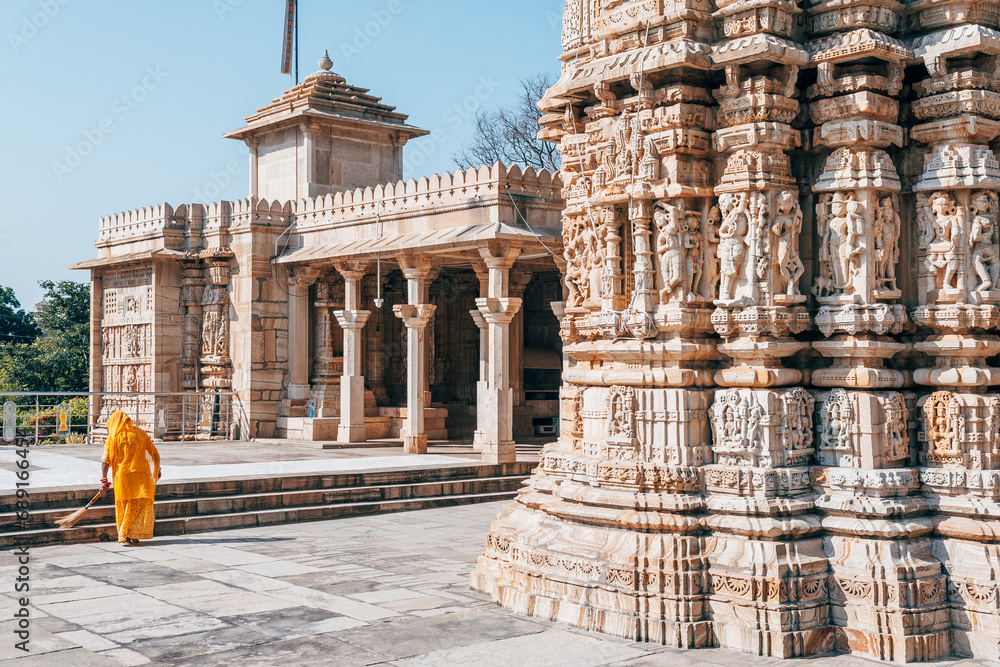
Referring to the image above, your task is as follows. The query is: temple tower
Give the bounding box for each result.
[472,0,719,646]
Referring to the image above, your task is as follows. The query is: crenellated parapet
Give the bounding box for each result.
[290,162,562,231]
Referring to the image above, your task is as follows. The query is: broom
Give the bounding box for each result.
[55,487,106,529]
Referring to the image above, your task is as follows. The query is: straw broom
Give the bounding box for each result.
[55,488,106,529]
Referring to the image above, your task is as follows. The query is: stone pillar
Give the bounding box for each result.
[300,124,319,200]
[245,138,259,198]
[88,273,103,442]
[473,3,718,644]
[470,309,488,452]
[908,14,1000,662]
[475,242,522,464]
[180,264,204,392]
[509,270,532,408]
[334,261,370,443]
[199,251,236,390]
[629,198,656,315]
[311,281,338,384]
[287,266,320,401]
[707,3,826,657]
[393,254,436,454]
[806,6,950,661]
[472,260,490,450]
[364,273,388,405]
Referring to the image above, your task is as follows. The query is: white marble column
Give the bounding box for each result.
[334,261,370,443]
[287,266,321,401]
[393,254,437,454]
[475,242,522,464]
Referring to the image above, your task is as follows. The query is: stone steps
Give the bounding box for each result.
[0,462,531,548]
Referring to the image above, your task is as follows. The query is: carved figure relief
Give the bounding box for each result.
[652,201,717,305]
[883,392,908,463]
[924,192,964,298]
[201,284,230,359]
[817,390,910,468]
[717,192,751,302]
[819,388,854,467]
[607,385,636,442]
[970,190,1000,296]
[711,388,814,468]
[873,194,901,293]
[772,191,804,298]
[572,392,585,438]
[563,216,604,310]
[915,189,1000,311]
[920,392,1000,470]
[124,324,141,358]
[815,192,865,299]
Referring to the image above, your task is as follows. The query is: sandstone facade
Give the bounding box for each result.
[473,0,1000,662]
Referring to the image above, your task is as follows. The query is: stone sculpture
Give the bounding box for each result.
[473,0,1000,662]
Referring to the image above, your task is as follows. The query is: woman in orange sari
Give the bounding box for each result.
[100,411,161,546]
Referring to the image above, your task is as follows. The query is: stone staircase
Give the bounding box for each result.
[0,461,531,548]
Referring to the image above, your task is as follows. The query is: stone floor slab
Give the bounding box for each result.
[3,501,995,667]
[391,629,647,667]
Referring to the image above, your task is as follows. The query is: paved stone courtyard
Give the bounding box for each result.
[1,502,989,667]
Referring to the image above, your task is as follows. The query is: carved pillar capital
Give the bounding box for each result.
[393,304,436,329]
[289,266,322,290]
[334,309,371,330]
[334,261,369,282]
[475,297,522,326]
[397,252,435,279]
[478,241,522,271]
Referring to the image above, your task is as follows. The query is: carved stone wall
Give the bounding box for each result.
[473,0,1000,662]
[98,266,155,428]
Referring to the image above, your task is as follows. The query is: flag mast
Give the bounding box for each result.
[280,0,298,83]
[294,0,299,84]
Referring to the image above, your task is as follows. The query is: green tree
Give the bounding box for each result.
[0,281,90,392]
[0,286,40,345]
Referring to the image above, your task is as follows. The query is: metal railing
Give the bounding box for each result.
[0,391,247,445]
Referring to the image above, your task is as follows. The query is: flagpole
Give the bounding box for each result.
[294,0,299,85]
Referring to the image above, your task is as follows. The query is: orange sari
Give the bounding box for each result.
[101,411,160,543]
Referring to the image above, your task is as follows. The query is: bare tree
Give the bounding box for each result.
[453,73,561,174]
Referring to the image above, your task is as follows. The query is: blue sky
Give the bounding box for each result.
[0,0,565,307]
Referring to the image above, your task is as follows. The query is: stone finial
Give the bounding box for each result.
[319,50,333,71]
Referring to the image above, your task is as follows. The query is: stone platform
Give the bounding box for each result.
[0,439,545,491]
[1,502,989,667]
[0,440,543,548]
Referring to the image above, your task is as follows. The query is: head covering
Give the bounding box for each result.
[104,411,157,477]
[106,411,132,442]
